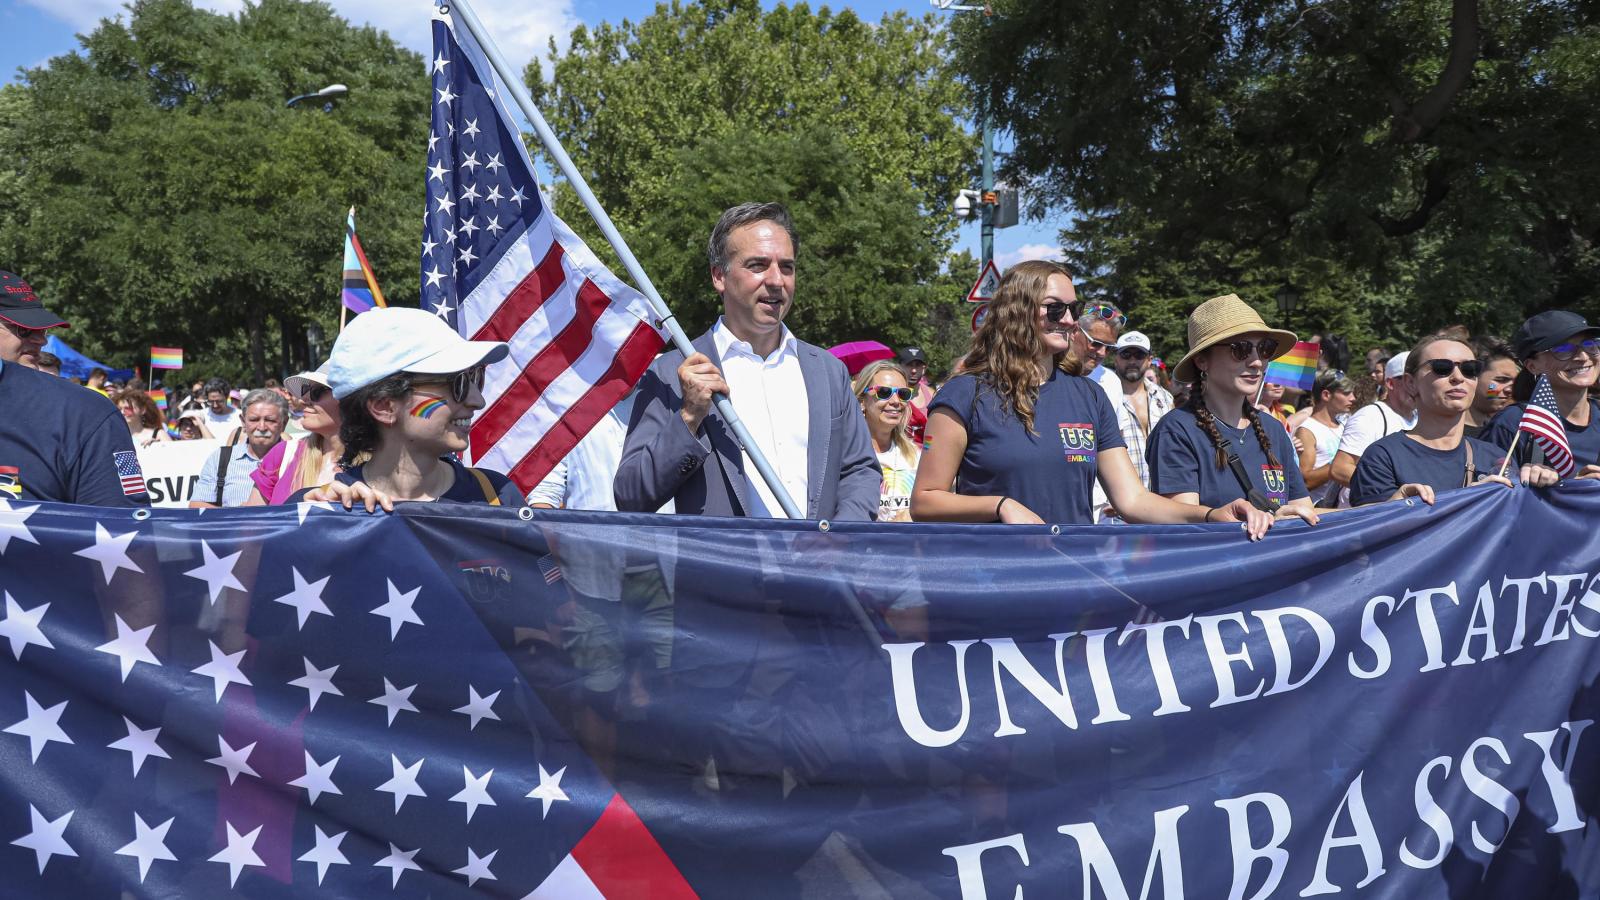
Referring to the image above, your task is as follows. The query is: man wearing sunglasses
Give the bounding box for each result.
[0,269,150,505]
[1481,310,1600,475]
[616,202,880,520]
[1070,301,1125,390]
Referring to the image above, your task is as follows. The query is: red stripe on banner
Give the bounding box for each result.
[571,794,698,900]
[471,240,567,345]
[503,322,665,491]
[472,277,613,451]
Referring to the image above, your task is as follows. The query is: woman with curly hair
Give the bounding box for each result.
[116,389,171,448]
[911,261,1275,537]
[1147,294,1319,524]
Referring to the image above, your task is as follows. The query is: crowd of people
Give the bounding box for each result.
[4,201,1599,529]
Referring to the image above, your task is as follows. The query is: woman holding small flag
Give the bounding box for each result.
[1349,334,1557,505]
[1481,310,1600,473]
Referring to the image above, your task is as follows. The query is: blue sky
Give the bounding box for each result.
[0,0,1062,273]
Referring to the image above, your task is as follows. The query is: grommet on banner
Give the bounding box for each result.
[1051,525,1060,535]
[132,508,151,522]
[517,506,534,521]
[818,520,831,533]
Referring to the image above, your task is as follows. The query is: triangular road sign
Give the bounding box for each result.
[966,259,1001,303]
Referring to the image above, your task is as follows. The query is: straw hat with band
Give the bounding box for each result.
[1172,294,1297,384]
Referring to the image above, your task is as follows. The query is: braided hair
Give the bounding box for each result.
[1189,378,1281,470]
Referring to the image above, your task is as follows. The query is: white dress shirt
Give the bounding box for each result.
[528,395,675,514]
[712,317,809,518]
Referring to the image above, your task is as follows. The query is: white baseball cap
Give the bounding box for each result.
[326,307,509,399]
[1383,351,1409,380]
[1116,331,1151,352]
[284,362,331,400]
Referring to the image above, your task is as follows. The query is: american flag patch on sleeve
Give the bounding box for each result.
[113,450,147,496]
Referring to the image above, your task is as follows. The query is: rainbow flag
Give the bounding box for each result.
[342,207,387,314]
[150,347,183,370]
[147,388,168,411]
[1265,341,1319,391]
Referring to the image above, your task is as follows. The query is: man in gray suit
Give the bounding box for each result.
[614,202,880,519]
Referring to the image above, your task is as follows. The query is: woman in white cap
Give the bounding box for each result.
[1148,294,1319,524]
[243,364,344,505]
[912,262,1275,537]
[294,307,518,508]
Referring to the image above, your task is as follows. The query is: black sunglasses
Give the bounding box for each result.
[1422,359,1483,379]
[862,386,914,402]
[1117,348,1150,360]
[1224,338,1280,362]
[1042,302,1073,324]
[302,385,331,403]
[408,366,487,404]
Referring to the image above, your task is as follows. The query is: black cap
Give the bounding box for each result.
[0,271,68,330]
[899,347,927,364]
[1512,310,1600,360]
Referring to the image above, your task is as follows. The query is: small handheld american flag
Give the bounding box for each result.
[1518,374,1575,477]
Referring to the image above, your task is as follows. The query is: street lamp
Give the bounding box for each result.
[1275,284,1302,330]
[287,83,348,111]
[306,321,326,363]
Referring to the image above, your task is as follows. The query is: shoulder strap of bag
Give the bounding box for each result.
[213,429,242,506]
[1224,450,1276,512]
[1462,441,1476,488]
[467,467,502,506]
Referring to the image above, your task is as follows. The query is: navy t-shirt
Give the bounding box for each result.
[1480,399,1600,469]
[0,360,150,506]
[1348,432,1506,506]
[1147,407,1308,509]
[288,456,523,506]
[928,369,1124,525]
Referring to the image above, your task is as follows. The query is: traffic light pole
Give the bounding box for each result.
[980,110,995,273]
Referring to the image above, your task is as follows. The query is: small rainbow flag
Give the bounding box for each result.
[147,388,168,411]
[150,346,183,370]
[1265,341,1320,391]
[342,206,387,314]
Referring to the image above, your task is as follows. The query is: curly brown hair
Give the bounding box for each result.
[960,259,1081,434]
[115,389,166,432]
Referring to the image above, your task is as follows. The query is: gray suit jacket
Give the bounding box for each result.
[614,330,881,520]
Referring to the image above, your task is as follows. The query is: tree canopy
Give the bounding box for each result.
[951,0,1600,356]
[527,0,979,368]
[0,0,428,383]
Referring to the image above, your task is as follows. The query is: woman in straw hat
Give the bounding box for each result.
[1148,294,1320,524]
[912,261,1275,537]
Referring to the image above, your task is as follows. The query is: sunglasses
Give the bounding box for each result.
[1117,347,1149,360]
[1073,302,1128,329]
[1224,338,1280,362]
[302,384,331,403]
[1,320,47,340]
[409,366,486,404]
[1083,334,1117,353]
[862,386,914,403]
[1421,358,1483,379]
[1549,338,1600,361]
[1042,302,1074,324]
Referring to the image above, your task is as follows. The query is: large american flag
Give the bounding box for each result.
[1519,374,1575,477]
[422,12,666,492]
[0,496,697,897]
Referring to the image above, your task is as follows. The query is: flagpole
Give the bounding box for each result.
[443,0,805,520]
[1496,432,1520,479]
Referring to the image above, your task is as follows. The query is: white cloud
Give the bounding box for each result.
[20,0,576,74]
[995,243,1064,269]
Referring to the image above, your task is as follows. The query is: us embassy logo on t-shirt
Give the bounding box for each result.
[1261,464,1287,503]
[1058,422,1097,463]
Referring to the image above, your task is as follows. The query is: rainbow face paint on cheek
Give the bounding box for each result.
[410,398,448,420]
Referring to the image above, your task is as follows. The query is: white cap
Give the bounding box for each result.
[1383,351,1409,380]
[1116,331,1151,352]
[326,307,509,399]
[284,363,331,400]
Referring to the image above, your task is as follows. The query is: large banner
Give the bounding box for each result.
[0,485,1597,897]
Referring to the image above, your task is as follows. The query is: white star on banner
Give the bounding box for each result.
[526,764,570,819]
[74,523,143,584]
[376,754,427,813]
[184,541,244,604]
[0,594,51,660]
[209,822,264,888]
[0,498,40,555]
[288,657,342,710]
[370,580,423,640]
[374,842,422,888]
[108,717,170,775]
[192,641,251,702]
[10,805,75,873]
[453,847,498,887]
[288,750,343,805]
[298,826,349,885]
[369,678,419,726]
[454,686,501,730]
[4,691,72,762]
[295,500,334,526]
[94,613,160,682]
[449,766,497,822]
[206,736,259,784]
[270,568,333,630]
[115,813,176,883]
